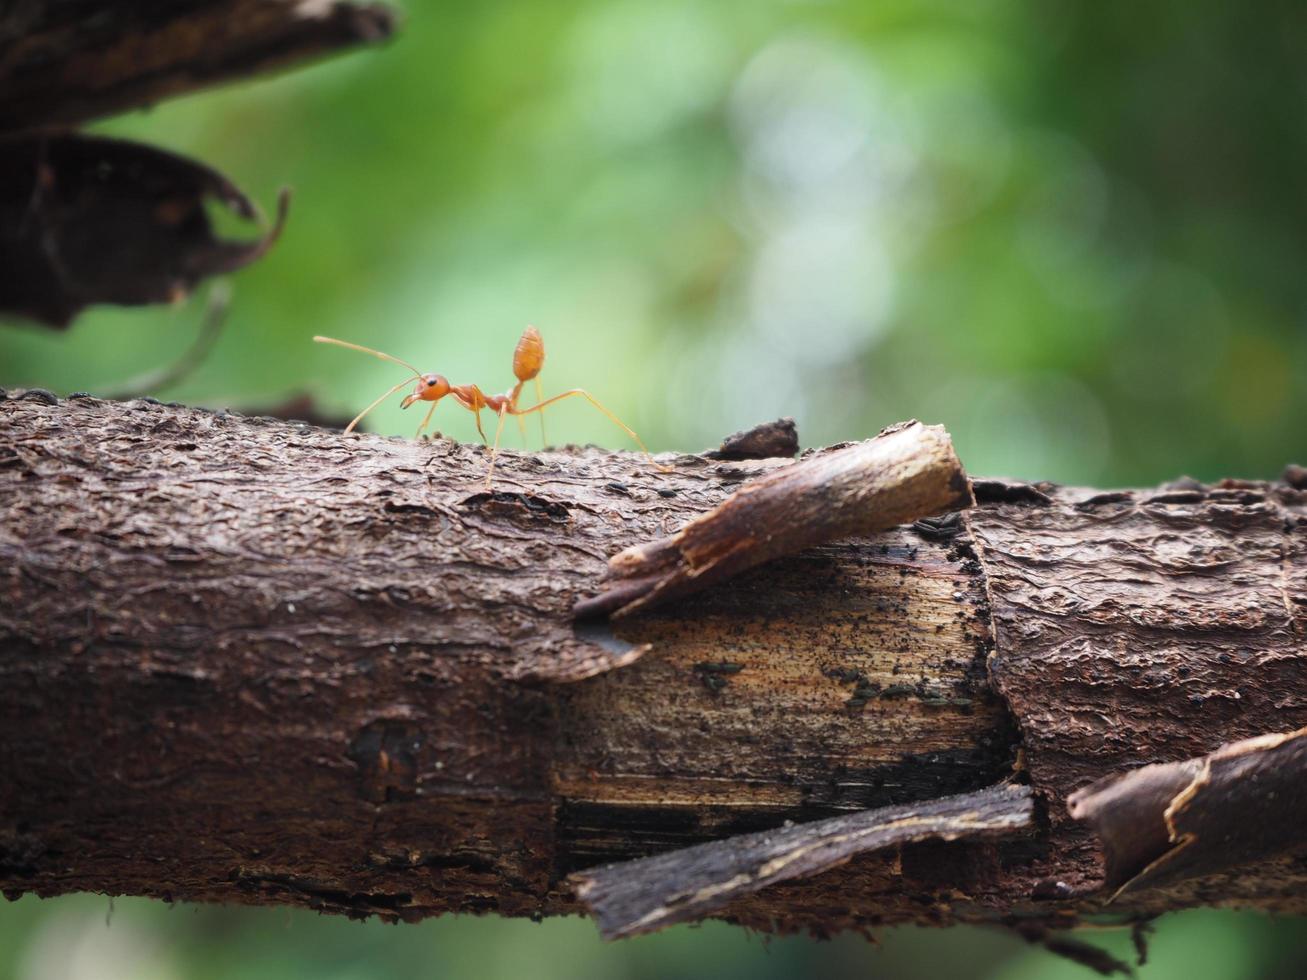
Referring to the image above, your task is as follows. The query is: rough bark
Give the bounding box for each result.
[1,392,1305,938]
[969,476,1307,922]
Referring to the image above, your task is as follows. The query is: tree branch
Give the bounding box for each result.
[1,393,1306,938]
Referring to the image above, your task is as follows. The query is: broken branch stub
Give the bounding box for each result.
[1068,726,1307,898]
[0,0,397,134]
[574,420,972,619]
[711,416,799,460]
[571,784,1034,940]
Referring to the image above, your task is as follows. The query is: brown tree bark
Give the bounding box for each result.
[2,391,1305,941]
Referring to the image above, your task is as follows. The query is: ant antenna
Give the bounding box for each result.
[315,335,422,434]
[314,336,424,376]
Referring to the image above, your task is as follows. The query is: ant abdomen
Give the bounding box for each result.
[513,325,545,382]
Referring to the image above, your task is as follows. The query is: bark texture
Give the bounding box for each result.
[1,392,1306,936]
[969,477,1307,921]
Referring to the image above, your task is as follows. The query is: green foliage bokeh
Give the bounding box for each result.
[2,1,1305,977]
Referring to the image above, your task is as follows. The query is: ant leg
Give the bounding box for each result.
[509,381,528,444]
[473,409,488,445]
[415,402,438,440]
[534,376,547,447]
[514,389,670,471]
[344,377,417,435]
[485,405,510,488]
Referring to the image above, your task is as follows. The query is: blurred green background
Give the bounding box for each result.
[3,0,1305,976]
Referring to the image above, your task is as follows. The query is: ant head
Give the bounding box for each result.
[400,373,450,409]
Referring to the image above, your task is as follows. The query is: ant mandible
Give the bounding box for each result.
[314,326,668,486]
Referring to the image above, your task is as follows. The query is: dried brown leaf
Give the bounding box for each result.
[0,134,288,327]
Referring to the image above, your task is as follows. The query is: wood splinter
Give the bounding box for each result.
[571,784,1035,940]
[574,420,973,619]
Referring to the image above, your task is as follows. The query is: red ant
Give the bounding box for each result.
[314,326,667,485]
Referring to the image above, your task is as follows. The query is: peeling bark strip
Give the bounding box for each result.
[2,395,1307,931]
[0,0,397,134]
[572,784,1033,939]
[575,421,972,619]
[0,135,289,327]
[1068,727,1307,898]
